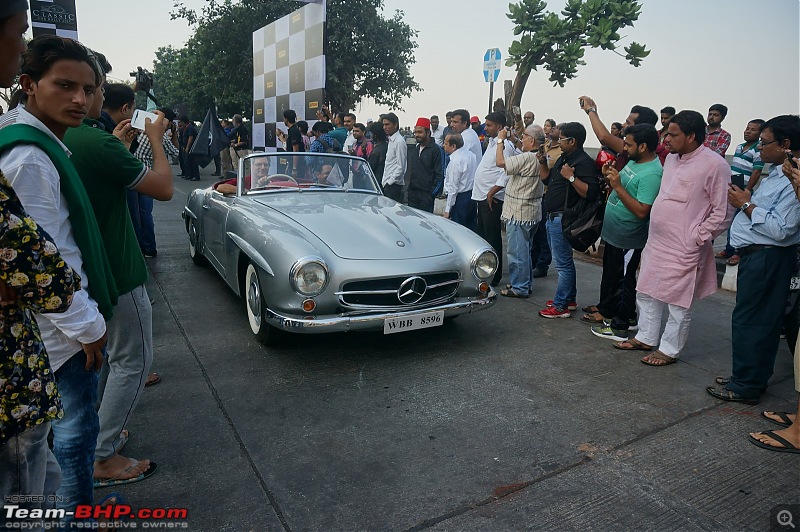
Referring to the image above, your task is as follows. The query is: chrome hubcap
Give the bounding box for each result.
[248,275,261,328]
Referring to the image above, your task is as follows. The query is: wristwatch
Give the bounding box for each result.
[740,201,752,212]
[568,176,576,183]
[585,107,597,115]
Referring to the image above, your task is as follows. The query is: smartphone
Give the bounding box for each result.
[730,174,745,189]
[131,109,159,130]
[579,98,585,109]
[788,153,799,169]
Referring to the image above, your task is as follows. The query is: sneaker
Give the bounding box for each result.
[142,250,157,258]
[628,318,639,331]
[546,299,578,311]
[590,322,629,342]
[532,268,548,278]
[539,306,571,319]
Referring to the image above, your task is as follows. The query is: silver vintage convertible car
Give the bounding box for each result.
[183,152,497,344]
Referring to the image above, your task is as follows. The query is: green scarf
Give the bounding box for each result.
[0,124,118,320]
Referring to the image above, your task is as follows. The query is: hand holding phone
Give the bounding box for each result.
[131,109,159,131]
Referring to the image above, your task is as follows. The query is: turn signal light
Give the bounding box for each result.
[302,299,316,313]
[479,282,490,294]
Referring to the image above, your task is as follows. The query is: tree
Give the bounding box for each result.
[504,0,649,118]
[163,0,420,118]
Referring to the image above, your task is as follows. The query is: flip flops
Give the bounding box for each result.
[748,430,800,454]
[761,411,795,428]
[94,461,158,489]
[145,372,161,387]
[613,338,653,351]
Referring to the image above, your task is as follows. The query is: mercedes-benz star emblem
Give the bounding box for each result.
[397,276,427,305]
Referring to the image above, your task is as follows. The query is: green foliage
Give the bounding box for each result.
[156,0,420,119]
[506,0,648,88]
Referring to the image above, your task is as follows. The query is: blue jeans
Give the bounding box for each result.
[545,215,576,308]
[0,422,61,515]
[506,221,537,294]
[52,351,99,519]
[127,190,156,254]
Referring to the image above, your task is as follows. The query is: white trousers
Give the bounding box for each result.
[634,292,692,358]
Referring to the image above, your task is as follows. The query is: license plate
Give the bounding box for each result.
[383,310,444,334]
[791,277,800,290]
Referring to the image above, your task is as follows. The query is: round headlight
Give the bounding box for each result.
[472,249,498,281]
[290,258,329,296]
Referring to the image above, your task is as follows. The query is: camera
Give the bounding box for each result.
[130,67,153,93]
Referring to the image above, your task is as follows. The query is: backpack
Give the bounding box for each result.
[561,177,605,253]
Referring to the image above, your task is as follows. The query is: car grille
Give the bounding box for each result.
[337,272,462,310]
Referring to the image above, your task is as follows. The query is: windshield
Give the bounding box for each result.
[237,153,381,194]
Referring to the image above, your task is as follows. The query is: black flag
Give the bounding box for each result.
[190,108,229,168]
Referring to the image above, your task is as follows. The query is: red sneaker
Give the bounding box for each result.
[546,300,578,311]
[539,306,571,319]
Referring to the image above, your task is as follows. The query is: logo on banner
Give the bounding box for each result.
[31,2,77,27]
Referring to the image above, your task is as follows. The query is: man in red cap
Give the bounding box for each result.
[471,115,486,149]
[405,117,444,212]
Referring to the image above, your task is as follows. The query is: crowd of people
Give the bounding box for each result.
[0,0,799,527]
[256,98,800,457]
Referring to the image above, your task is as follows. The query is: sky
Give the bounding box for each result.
[63,0,799,148]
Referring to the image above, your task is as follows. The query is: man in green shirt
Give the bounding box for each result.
[585,124,663,342]
[62,60,173,487]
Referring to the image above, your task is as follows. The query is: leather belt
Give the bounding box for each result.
[547,211,563,221]
[737,244,776,255]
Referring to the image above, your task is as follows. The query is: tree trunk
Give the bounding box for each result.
[508,70,531,119]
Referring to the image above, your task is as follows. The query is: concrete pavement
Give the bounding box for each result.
[106,164,799,531]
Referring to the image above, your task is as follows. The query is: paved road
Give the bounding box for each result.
[107,165,799,531]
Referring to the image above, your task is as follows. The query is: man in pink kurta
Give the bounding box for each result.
[614,110,731,365]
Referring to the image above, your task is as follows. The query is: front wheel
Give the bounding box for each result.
[188,218,206,266]
[244,263,282,345]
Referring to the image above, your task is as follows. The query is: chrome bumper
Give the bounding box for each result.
[265,291,497,333]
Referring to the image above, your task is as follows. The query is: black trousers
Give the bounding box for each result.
[477,198,504,286]
[728,245,796,398]
[178,149,187,175]
[596,243,642,330]
[187,153,200,180]
[530,212,551,271]
[382,183,404,203]
[407,190,434,212]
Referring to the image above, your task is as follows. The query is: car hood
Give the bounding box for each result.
[252,192,454,259]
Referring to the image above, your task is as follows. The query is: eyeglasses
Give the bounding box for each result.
[558,137,573,142]
[758,138,779,147]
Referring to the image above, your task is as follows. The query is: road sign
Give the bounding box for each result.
[483,48,501,83]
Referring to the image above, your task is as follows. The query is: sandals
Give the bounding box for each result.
[500,289,529,299]
[705,384,759,405]
[580,313,604,324]
[582,305,599,313]
[640,351,677,366]
[726,255,740,266]
[613,338,653,351]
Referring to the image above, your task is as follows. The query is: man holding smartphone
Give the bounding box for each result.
[708,115,800,406]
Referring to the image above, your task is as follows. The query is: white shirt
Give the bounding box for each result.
[444,147,477,213]
[343,131,356,153]
[432,126,444,146]
[0,106,106,371]
[383,130,407,186]
[472,136,513,202]
[460,127,484,170]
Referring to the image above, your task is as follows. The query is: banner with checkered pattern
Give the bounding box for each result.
[252,1,326,152]
[30,0,78,40]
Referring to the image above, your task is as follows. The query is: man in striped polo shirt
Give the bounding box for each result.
[716,119,766,264]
